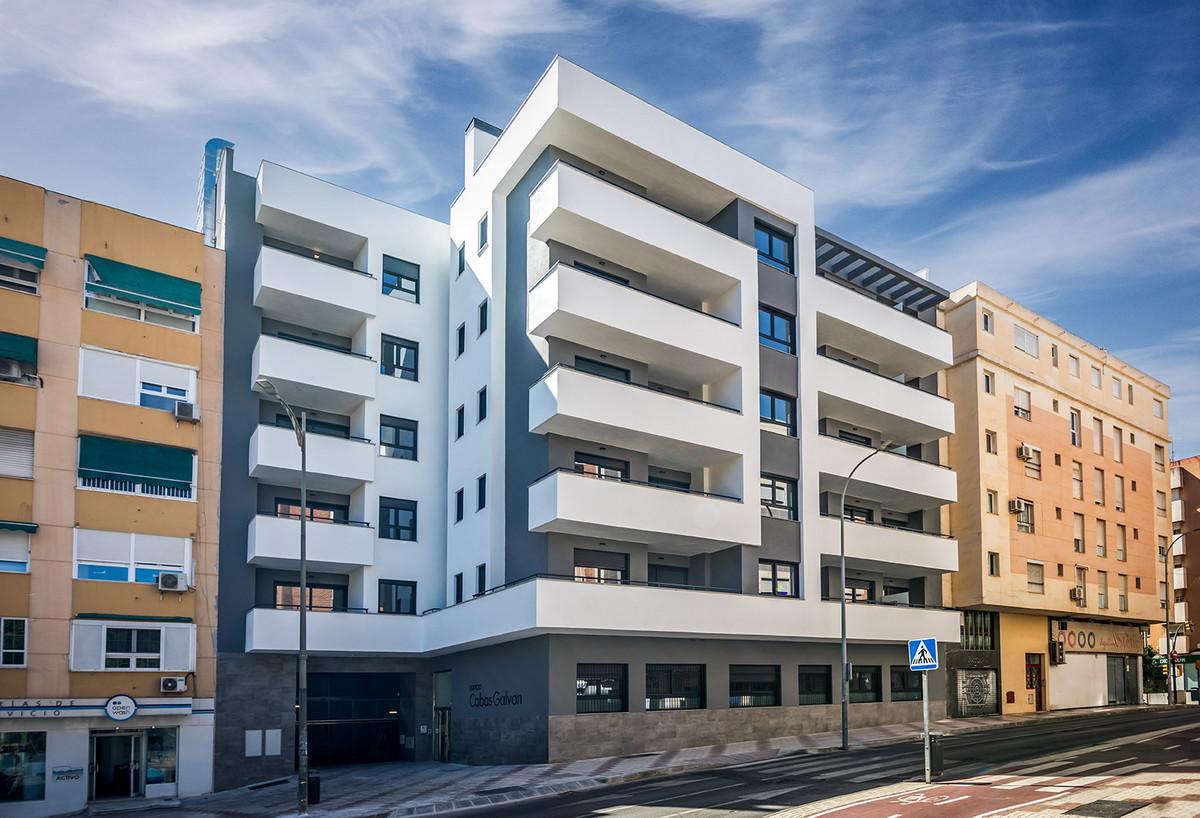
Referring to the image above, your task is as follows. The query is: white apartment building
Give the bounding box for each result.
[207,57,959,781]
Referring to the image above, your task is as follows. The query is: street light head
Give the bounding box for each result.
[254,377,279,399]
[880,439,895,450]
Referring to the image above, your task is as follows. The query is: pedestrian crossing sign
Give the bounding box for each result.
[908,638,938,671]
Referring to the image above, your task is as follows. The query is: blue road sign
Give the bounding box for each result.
[908,638,939,671]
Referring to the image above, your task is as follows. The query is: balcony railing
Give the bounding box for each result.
[818,511,952,539]
[268,422,373,445]
[818,431,952,470]
[531,261,739,327]
[531,467,741,502]
[268,332,374,361]
[817,350,949,403]
[262,237,374,278]
[1014,406,1032,420]
[819,596,950,611]
[537,363,740,413]
[263,509,372,528]
[78,475,193,500]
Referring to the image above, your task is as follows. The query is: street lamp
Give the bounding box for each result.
[838,439,894,752]
[1164,524,1200,705]
[255,377,310,813]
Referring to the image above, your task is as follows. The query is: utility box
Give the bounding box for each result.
[929,734,944,778]
[308,773,321,805]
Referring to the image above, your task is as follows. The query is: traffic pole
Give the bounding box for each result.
[922,670,931,784]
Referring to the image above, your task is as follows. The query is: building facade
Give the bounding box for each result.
[941,282,1171,716]
[1160,455,1200,696]
[0,177,223,815]
[206,57,961,783]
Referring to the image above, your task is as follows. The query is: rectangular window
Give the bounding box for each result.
[84,258,199,332]
[574,548,628,584]
[754,222,793,273]
[646,664,705,711]
[983,369,996,395]
[74,529,190,584]
[759,390,796,436]
[454,572,463,604]
[1159,535,1168,562]
[984,429,998,454]
[477,474,487,511]
[1016,499,1035,533]
[1156,491,1167,517]
[456,324,465,357]
[0,256,40,295]
[1027,562,1045,594]
[478,214,488,251]
[1013,325,1039,357]
[379,497,417,541]
[1068,355,1080,377]
[1,618,27,666]
[575,452,629,480]
[1074,513,1085,553]
[1115,524,1127,561]
[1111,377,1121,398]
[478,299,489,335]
[758,559,798,597]
[988,552,1000,576]
[381,255,419,303]
[1114,475,1125,511]
[104,626,162,669]
[477,386,487,422]
[1094,468,1105,505]
[381,335,418,381]
[1097,570,1108,609]
[457,244,465,276]
[1050,344,1059,368]
[1127,384,1134,404]
[455,405,465,439]
[758,306,795,354]
[1091,366,1102,388]
[850,665,882,703]
[760,474,797,520]
[1118,574,1128,611]
[986,490,999,515]
[79,348,196,412]
[77,435,195,500]
[1023,446,1042,479]
[798,665,833,705]
[378,579,416,615]
[1155,445,1166,471]
[476,563,486,596]
[0,531,30,573]
[575,355,631,382]
[1096,518,1107,557]
[379,416,417,460]
[890,667,922,702]
[1112,427,1123,462]
[1013,387,1032,420]
[0,730,45,802]
[1072,461,1084,499]
[729,664,780,707]
[576,663,627,713]
[1069,410,1081,446]
[274,582,346,612]
[1075,566,1087,605]
[1092,418,1103,455]
[0,427,34,479]
[1153,399,1164,419]
[981,309,993,333]
[962,611,997,650]
[454,489,464,523]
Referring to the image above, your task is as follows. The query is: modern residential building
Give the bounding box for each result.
[0,176,223,816]
[1160,454,1200,696]
[205,56,960,780]
[941,282,1171,716]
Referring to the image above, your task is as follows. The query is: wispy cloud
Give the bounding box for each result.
[1119,330,1200,456]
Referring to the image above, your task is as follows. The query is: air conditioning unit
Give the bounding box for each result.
[1069,586,1085,604]
[1007,499,1024,514]
[0,359,22,382]
[173,401,199,423]
[160,676,188,693]
[157,572,188,592]
[1016,445,1034,461]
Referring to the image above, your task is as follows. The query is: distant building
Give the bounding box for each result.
[940,282,1171,715]
[0,176,223,815]
[1161,455,1200,697]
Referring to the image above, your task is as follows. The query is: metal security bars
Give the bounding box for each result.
[576,664,627,714]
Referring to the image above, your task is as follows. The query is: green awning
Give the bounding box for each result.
[84,255,202,316]
[78,434,194,489]
[0,331,37,370]
[0,236,46,270]
[0,520,36,533]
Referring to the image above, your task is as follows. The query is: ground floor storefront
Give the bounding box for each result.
[216,635,950,790]
[0,697,213,818]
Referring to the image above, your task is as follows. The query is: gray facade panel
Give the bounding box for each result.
[759,346,798,395]
[760,429,800,478]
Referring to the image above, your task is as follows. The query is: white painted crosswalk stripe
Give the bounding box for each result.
[996,775,1062,789]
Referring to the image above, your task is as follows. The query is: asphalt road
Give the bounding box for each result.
[469,707,1200,817]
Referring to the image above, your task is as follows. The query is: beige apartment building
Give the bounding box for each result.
[1157,454,1200,697]
[0,176,222,816]
[940,282,1171,716]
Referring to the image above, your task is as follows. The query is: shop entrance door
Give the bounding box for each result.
[90,733,143,801]
[1107,655,1132,704]
[433,708,451,762]
[1025,653,1044,711]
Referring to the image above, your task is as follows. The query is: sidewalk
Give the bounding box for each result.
[145,705,1169,818]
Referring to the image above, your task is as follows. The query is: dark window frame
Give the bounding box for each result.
[890,667,922,701]
[759,390,796,435]
[760,474,798,520]
[454,489,464,523]
[849,665,882,703]
[477,474,487,511]
[478,299,489,335]
[381,255,419,303]
[378,579,417,615]
[576,663,627,714]
[381,335,418,381]
[455,405,465,439]
[758,305,795,354]
[456,324,465,357]
[477,386,488,422]
[379,497,417,541]
[754,222,794,273]
[758,559,798,597]
[798,665,833,705]
[379,415,417,461]
[646,664,705,711]
[729,664,781,708]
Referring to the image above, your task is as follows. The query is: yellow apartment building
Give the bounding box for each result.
[0,176,222,815]
[940,282,1171,716]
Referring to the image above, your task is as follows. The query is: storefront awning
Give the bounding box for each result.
[0,331,37,369]
[78,434,194,490]
[84,254,202,316]
[0,520,37,533]
[0,236,46,269]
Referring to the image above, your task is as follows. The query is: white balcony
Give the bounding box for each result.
[1175,601,1188,624]
[813,434,957,509]
[246,513,374,573]
[814,354,954,446]
[256,162,368,262]
[528,262,745,384]
[245,577,959,656]
[252,334,376,415]
[1175,566,1188,590]
[249,424,375,493]
[814,514,957,574]
[253,245,376,336]
[529,162,754,305]
[813,275,951,379]
[528,469,758,553]
[529,365,745,468]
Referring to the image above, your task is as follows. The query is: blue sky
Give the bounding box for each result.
[2,0,1197,452]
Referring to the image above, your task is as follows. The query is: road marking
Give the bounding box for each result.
[1164,743,1182,750]
[797,786,937,817]
[581,780,746,812]
[1036,786,1071,793]
[995,775,1061,789]
[968,792,1067,818]
[1005,759,1076,775]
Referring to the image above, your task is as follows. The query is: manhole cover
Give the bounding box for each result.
[1065,801,1147,818]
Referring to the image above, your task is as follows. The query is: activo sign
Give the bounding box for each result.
[468,683,523,708]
